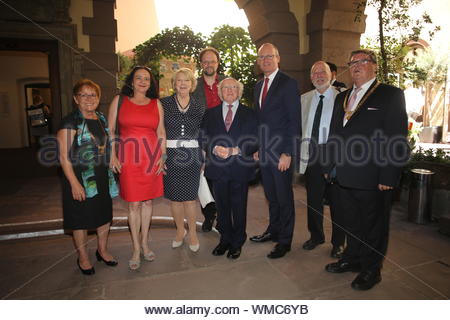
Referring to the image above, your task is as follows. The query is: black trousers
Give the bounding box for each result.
[260,163,295,246]
[305,162,345,246]
[337,184,393,271]
[213,179,248,250]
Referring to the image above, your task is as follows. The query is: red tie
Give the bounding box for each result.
[261,77,269,108]
[225,104,233,131]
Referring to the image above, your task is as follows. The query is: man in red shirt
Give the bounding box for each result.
[193,47,225,232]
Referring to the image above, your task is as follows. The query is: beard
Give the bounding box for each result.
[203,67,216,77]
[313,81,330,91]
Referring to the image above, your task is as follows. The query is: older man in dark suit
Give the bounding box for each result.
[249,43,301,259]
[202,77,258,259]
[324,49,409,290]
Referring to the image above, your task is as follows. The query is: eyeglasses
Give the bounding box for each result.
[257,54,277,60]
[347,59,372,67]
[202,60,218,65]
[77,93,98,99]
[223,85,238,90]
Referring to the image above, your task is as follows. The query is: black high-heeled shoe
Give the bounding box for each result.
[95,250,118,266]
[77,259,95,275]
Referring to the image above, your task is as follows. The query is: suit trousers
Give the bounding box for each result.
[260,163,295,245]
[337,184,393,271]
[213,179,248,250]
[305,162,345,246]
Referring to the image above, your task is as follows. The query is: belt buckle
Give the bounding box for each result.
[180,141,186,148]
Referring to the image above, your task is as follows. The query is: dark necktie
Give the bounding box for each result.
[261,77,269,108]
[225,104,233,131]
[311,95,324,143]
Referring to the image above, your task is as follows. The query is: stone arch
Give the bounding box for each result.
[235,0,366,92]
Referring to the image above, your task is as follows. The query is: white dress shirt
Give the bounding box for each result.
[307,86,335,144]
[221,100,239,123]
[344,77,376,126]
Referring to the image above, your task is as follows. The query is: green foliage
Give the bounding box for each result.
[208,25,257,106]
[117,52,134,87]
[355,0,441,87]
[410,147,450,165]
[133,26,206,80]
[126,24,258,106]
[406,47,449,85]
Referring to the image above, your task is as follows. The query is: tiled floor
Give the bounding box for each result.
[0,177,449,300]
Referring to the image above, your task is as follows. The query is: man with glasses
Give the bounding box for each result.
[201,77,258,260]
[299,61,345,258]
[249,43,301,259]
[323,49,409,290]
[193,47,225,232]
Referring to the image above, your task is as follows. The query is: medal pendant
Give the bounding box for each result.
[98,145,105,154]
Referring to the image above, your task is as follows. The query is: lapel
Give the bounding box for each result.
[262,71,281,110]
[255,80,263,111]
[301,90,315,138]
[213,105,228,133]
[227,104,243,135]
[344,80,380,126]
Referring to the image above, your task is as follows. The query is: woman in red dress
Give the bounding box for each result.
[108,66,166,270]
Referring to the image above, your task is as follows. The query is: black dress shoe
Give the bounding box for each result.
[302,239,325,250]
[249,232,272,243]
[330,245,345,259]
[267,243,291,259]
[325,260,361,273]
[212,243,230,256]
[77,259,95,275]
[202,215,215,232]
[227,247,241,259]
[351,270,381,290]
[96,250,118,266]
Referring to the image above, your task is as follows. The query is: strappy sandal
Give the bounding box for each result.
[128,259,141,270]
[143,251,155,262]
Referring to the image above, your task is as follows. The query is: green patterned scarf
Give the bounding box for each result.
[75,110,119,199]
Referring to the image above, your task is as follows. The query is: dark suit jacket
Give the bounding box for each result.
[332,80,347,92]
[253,71,301,158]
[192,74,226,108]
[324,81,409,190]
[202,103,258,182]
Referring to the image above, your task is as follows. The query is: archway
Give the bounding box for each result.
[235,0,366,92]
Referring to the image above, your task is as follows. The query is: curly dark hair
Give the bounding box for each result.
[120,66,159,99]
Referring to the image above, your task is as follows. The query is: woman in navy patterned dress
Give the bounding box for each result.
[161,68,204,252]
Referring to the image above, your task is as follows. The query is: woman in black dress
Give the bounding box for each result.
[57,79,119,275]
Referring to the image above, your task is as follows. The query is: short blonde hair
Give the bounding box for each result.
[217,77,244,101]
[171,68,197,93]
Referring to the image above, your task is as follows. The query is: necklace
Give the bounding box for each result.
[86,116,107,155]
[175,95,190,113]
[343,81,380,120]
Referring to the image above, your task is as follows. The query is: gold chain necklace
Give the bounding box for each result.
[343,81,380,120]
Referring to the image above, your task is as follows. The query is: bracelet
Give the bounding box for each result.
[161,153,168,162]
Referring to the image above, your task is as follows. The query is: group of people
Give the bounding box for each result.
[58,43,409,291]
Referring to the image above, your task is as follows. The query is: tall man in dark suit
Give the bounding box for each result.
[202,77,258,259]
[249,43,301,259]
[299,61,345,258]
[193,47,226,232]
[324,49,409,290]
